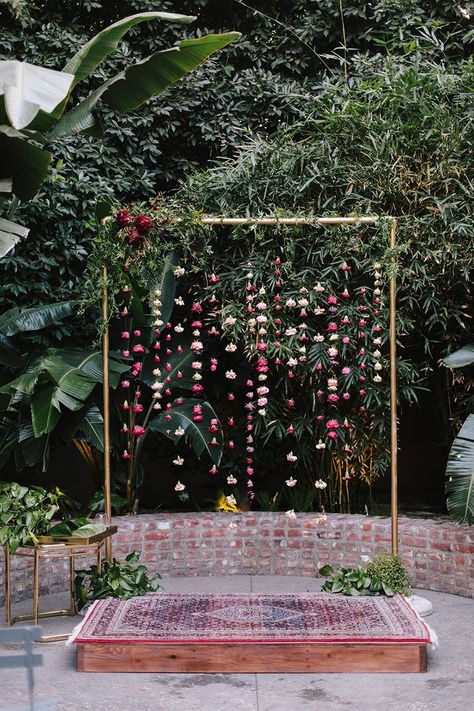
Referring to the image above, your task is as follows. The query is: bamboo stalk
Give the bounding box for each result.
[389,219,399,556]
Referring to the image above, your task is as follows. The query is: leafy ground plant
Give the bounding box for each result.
[320,553,411,596]
[0,481,60,553]
[74,551,162,611]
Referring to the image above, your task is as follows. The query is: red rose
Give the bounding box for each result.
[135,214,153,234]
[126,228,143,246]
[117,209,132,228]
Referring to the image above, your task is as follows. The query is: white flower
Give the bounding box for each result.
[191,341,203,352]
[226,495,237,506]
[173,266,185,277]
[285,476,297,487]
[315,514,328,524]
[225,370,237,380]
[314,282,325,292]
[174,323,184,333]
[257,386,269,395]
[258,373,267,381]
[246,271,254,279]
[192,329,201,337]
[258,287,266,296]
[154,289,162,297]
[193,372,203,381]
[286,509,297,520]
[174,296,184,306]
[258,327,267,336]
[373,288,381,295]
[313,307,325,316]
[285,327,297,337]
[287,357,298,367]
[225,343,238,352]
[153,299,162,307]
[314,479,328,489]
[298,298,309,307]
[373,349,382,358]
[247,318,256,328]
[224,315,237,326]
[258,408,266,416]
[154,319,164,327]
[153,403,161,410]
[373,337,382,346]
[327,347,338,357]
[192,361,202,369]
[152,391,162,400]
[286,452,298,462]
[256,314,267,324]
[298,323,308,331]
[256,302,267,310]
[374,362,383,371]
[285,298,297,307]
[373,374,382,383]
[174,426,185,436]
[329,334,339,341]
[152,382,164,391]
[227,475,238,485]
[228,522,238,529]
[314,333,325,343]
[173,456,184,466]
[373,263,382,270]
[152,368,161,377]
[174,480,185,491]
[299,287,308,294]
[315,440,326,450]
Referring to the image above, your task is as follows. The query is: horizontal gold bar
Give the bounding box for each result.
[200,216,379,225]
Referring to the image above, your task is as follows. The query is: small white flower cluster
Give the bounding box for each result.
[314,479,327,489]
[151,288,163,410]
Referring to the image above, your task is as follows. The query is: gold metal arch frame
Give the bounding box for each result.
[101,216,398,559]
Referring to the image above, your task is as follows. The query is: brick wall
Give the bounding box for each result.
[1,513,472,607]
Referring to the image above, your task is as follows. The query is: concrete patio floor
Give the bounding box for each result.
[1,575,473,711]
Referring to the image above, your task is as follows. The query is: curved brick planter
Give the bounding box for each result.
[1,513,472,606]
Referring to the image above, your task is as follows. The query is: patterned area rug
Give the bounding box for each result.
[71,593,434,645]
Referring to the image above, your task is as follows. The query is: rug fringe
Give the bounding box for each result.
[66,601,98,647]
[405,596,439,649]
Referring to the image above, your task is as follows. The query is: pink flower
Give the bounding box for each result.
[327,394,339,403]
[192,384,204,393]
[246,467,254,476]
[131,425,145,437]
[274,257,282,265]
[165,414,172,422]
[228,393,235,401]
[227,417,235,426]
[165,363,172,371]
[341,367,351,375]
[133,330,141,337]
[287,425,295,434]
[121,401,130,410]
[326,419,340,429]
[132,404,143,413]
[228,441,235,449]
[316,390,324,397]
[133,362,142,372]
[135,214,153,234]
[132,344,144,353]
[342,393,351,400]
[209,273,220,284]
[374,325,382,333]
[193,415,203,423]
[359,319,367,327]
[209,465,218,475]
[287,399,295,407]
[121,331,130,339]
[327,430,338,440]
[359,389,366,397]
[121,380,130,388]
[246,379,254,387]
[122,350,130,357]
[327,322,338,331]
[191,303,203,313]
[177,346,183,354]
[327,296,338,305]
[121,450,131,459]
[191,321,202,328]
[342,336,350,344]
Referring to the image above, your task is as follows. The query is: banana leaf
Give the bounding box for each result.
[0,300,77,336]
[446,414,474,525]
[442,344,474,368]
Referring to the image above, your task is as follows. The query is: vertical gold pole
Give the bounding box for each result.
[69,553,76,615]
[102,266,112,560]
[33,548,39,626]
[389,219,399,556]
[5,544,11,626]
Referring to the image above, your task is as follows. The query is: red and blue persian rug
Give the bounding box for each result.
[70,593,436,646]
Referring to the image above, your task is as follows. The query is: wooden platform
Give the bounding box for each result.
[77,641,427,673]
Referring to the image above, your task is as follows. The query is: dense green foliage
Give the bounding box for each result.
[0,481,59,553]
[320,554,412,596]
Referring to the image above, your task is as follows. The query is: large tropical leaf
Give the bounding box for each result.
[148,398,223,465]
[446,414,474,526]
[54,348,129,387]
[0,300,77,336]
[140,333,195,389]
[102,33,240,113]
[0,215,29,259]
[79,404,104,452]
[0,61,74,129]
[443,344,474,369]
[30,380,61,436]
[63,11,196,86]
[50,33,240,140]
[0,128,51,200]
[148,250,178,330]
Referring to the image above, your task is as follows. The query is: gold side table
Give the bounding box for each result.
[4,526,117,643]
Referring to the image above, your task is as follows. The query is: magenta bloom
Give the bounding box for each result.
[192,384,204,393]
[191,303,203,313]
[326,419,340,429]
[117,210,132,228]
[121,450,131,459]
[359,389,366,396]
[191,321,202,328]
[316,390,324,397]
[359,319,367,327]
[133,362,142,372]
[122,350,130,357]
[341,367,351,375]
[327,296,338,305]
[342,336,350,344]
[327,394,339,403]
[327,322,338,331]
[327,430,338,440]
[133,329,141,337]
[209,273,220,284]
[126,228,142,246]
[342,393,351,400]
[132,404,143,413]
[246,467,254,476]
[193,415,203,423]
[287,425,295,434]
[135,214,153,234]
[132,344,144,353]
[121,380,130,388]
[121,331,130,339]
[131,425,145,437]
[287,399,295,407]
[257,342,267,351]
[227,417,235,426]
